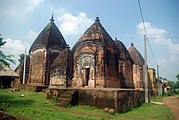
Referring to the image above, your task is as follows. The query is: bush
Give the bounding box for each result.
[0,103,10,111]
[175,89,179,94]
[50,96,57,102]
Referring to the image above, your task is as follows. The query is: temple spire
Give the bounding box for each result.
[95,16,100,22]
[50,14,54,22]
[131,43,134,47]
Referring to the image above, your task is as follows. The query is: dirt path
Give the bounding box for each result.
[163,96,179,120]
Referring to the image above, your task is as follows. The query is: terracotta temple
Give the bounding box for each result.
[15,16,148,112]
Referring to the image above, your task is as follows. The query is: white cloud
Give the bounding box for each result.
[57,12,93,37]
[137,22,179,80]
[2,38,28,51]
[167,39,179,62]
[25,0,44,13]
[137,22,179,63]
[137,22,167,43]
[0,0,44,17]
[26,30,38,41]
[25,30,38,50]
[1,38,30,69]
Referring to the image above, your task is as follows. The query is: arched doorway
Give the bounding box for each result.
[84,67,90,86]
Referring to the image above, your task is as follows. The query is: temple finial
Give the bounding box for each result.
[95,16,100,22]
[50,13,54,22]
[131,43,134,46]
[115,36,117,41]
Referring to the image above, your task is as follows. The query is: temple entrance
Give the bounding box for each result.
[84,68,90,86]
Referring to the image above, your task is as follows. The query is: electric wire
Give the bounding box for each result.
[137,0,177,80]
[137,0,147,36]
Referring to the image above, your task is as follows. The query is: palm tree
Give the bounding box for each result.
[0,35,16,70]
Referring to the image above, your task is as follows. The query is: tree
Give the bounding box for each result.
[176,74,179,81]
[176,80,179,89]
[0,35,16,70]
[168,80,176,90]
[18,54,25,64]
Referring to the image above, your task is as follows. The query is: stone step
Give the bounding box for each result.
[60,94,72,98]
[55,90,75,107]
[57,97,71,102]
[56,100,71,107]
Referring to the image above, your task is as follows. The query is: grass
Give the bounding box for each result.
[0,89,175,120]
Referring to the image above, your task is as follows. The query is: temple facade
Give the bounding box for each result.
[15,16,148,90]
[14,16,148,112]
[72,17,122,88]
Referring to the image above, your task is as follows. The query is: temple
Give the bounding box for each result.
[15,16,139,89]
[15,16,156,112]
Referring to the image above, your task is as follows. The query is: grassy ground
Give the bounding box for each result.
[0,89,175,120]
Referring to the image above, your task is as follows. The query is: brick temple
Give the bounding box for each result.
[15,16,148,112]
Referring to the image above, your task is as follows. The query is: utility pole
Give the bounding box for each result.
[157,65,160,96]
[22,49,26,85]
[144,35,149,103]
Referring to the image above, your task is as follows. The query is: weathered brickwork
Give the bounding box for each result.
[27,16,68,86]
[15,16,147,113]
[46,88,145,113]
[29,48,46,85]
[128,43,145,90]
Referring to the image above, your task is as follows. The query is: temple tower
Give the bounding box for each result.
[72,17,120,88]
[28,16,68,86]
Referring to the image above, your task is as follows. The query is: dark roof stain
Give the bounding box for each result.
[115,40,130,60]
[73,17,113,48]
[128,43,144,66]
[29,17,67,53]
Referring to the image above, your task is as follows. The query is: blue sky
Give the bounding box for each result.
[0,0,179,81]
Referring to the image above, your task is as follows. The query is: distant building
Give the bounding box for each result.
[148,68,157,95]
[0,66,19,88]
[162,78,171,95]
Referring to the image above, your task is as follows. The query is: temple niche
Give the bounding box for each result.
[128,43,145,90]
[28,16,69,86]
[72,17,120,88]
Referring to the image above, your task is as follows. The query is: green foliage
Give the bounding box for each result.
[0,36,6,46]
[50,96,57,102]
[150,96,164,102]
[175,89,179,94]
[162,90,168,96]
[0,89,175,120]
[18,54,25,64]
[0,102,10,111]
[0,35,16,70]
[176,80,179,89]
[176,74,179,81]
[168,81,176,90]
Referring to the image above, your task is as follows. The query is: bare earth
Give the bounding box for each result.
[163,96,179,120]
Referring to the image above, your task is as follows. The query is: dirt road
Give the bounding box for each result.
[163,96,179,120]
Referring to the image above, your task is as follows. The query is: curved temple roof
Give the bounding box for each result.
[115,39,130,60]
[74,17,113,48]
[29,16,68,53]
[128,43,144,66]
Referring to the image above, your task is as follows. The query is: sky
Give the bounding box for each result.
[0,0,179,81]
